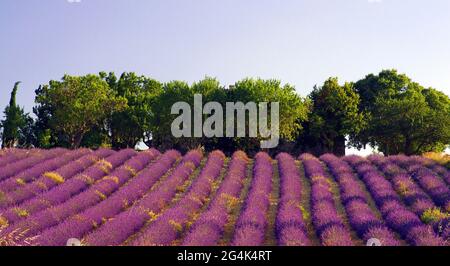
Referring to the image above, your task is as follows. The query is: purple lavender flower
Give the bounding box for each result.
[26,150,160,245]
[385,156,449,208]
[300,154,354,246]
[182,151,249,246]
[275,153,311,246]
[0,148,68,182]
[345,156,445,246]
[0,149,33,168]
[0,149,114,209]
[320,154,401,246]
[0,149,137,234]
[231,152,273,246]
[83,150,203,246]
[129,151,225,246]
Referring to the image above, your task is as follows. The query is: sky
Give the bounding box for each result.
[1,0,450,154]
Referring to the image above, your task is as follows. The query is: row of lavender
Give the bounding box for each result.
[0,148,448,246]
[2,149,160,243]
[344,155,446,245]
[82,149,203,246]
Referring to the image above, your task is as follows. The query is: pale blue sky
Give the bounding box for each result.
[1,0,449,153]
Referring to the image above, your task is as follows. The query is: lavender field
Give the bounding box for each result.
[0,148,448,246]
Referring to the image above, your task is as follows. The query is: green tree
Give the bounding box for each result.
[354,70,450,155]
[190,77,228,152]
[229,78,310,154]
[16,115,36,148]
[34,74,127,149]
[100,72,162,149]
[355,70,411,112]
[149,77,309,155]
[148,80,197,152]
[300,77,366,156]
[33,85,56,148]
[1,82,31,148]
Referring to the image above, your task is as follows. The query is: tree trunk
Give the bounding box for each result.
[2,139,15,149]
[333,135,346,156]
[404,137,413,156]
[71,133,85,149]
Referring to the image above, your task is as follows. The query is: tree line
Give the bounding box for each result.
[1,69,449,156]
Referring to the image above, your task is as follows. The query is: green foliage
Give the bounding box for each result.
[230,78,309,154]
[355,70,412,112]
[5,70,448,155]
[300,78,365,155]
[354,70,450,155]
[191,77,228,152]
[149,79,198,152]
[231,78,309,141]
[34,74,127,148]
[102,72,162,149]
[148,77,309,154]
[80,126,111,149]
[33,85,55,148]
[1,82,32,148]
[16,114,36,148]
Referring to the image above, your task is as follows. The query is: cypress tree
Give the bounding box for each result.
[1,82,26,148]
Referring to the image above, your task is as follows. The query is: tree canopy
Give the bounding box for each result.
[1,82,31,148]
[100,72,163,149]
[2,70,448,156]
[353,70,450,155]
[146,77,309,155]
[300,77,366,156]
[34,74,126,149]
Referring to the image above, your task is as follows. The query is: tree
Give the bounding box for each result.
[300,78,366,156]
[352,70,413,149]
[16,115,36,148]
[1,82,30,148]
[33,85,56,148]
[190,77,228,152]
[370,87,450,155]
[101,72,163,149]
[353,70,450,155]
[229,78,310,155]
[34,74,127,149]
[148,77,309,155]
[148,80,197,152]
[355,70,411,112]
